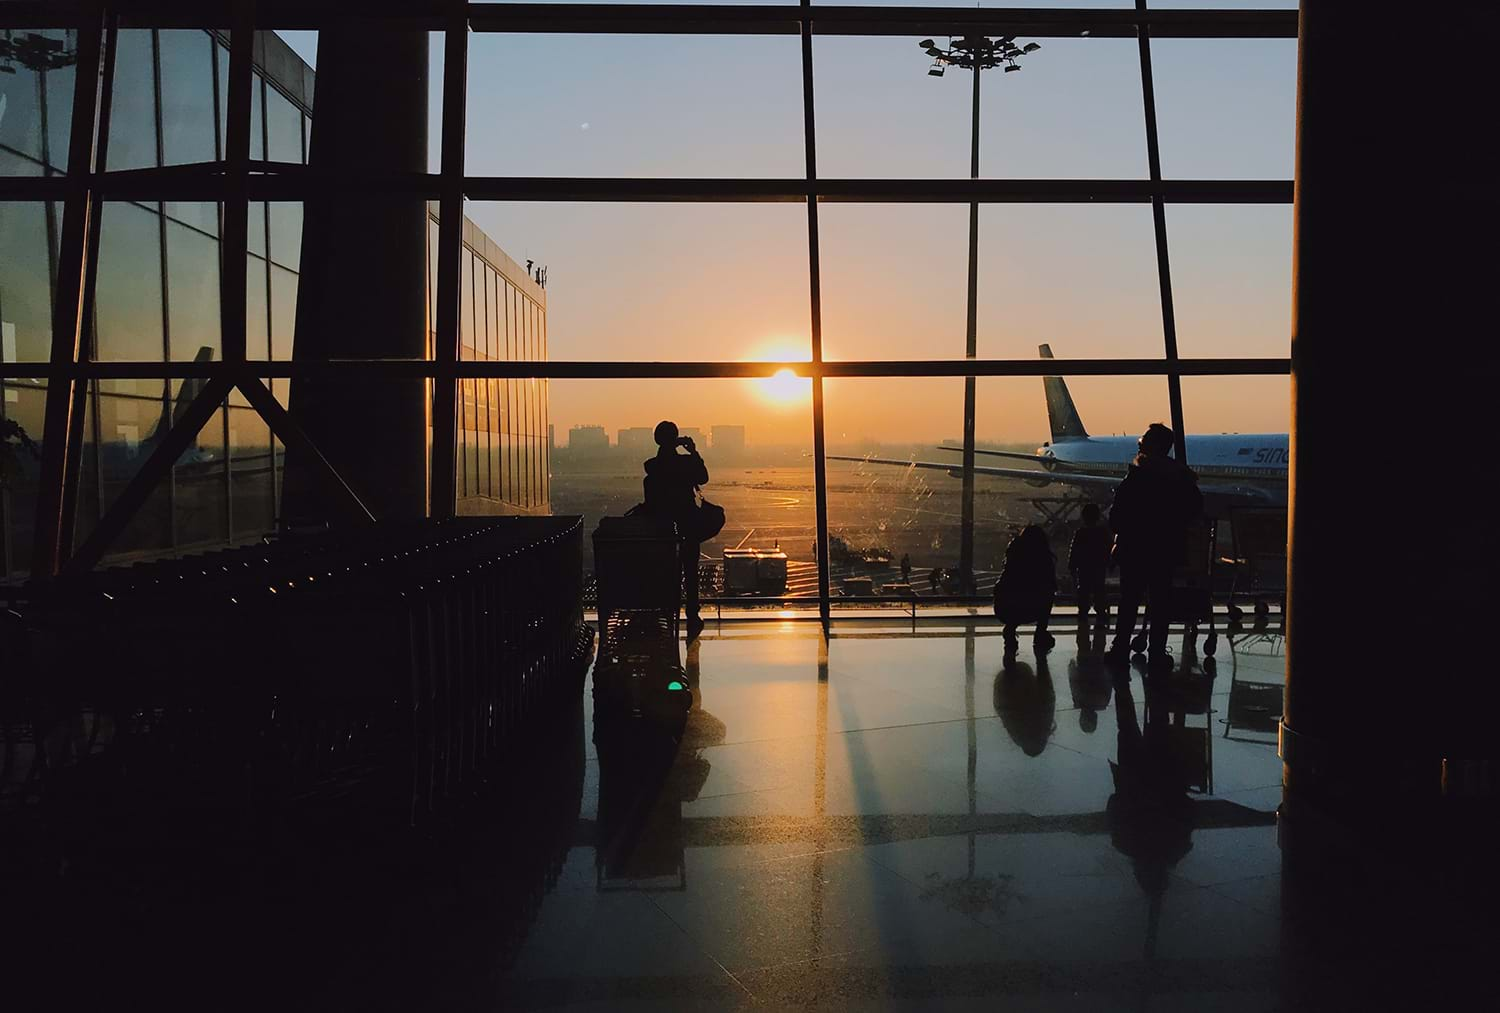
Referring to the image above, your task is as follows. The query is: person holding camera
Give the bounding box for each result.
[644,420,711,640]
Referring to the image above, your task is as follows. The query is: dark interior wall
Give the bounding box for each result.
[283,28,430,522]
[1286,2,1499,801]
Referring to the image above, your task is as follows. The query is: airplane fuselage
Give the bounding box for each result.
[1043,433,1289,503]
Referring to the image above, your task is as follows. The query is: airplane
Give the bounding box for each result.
[829,344,1288,519]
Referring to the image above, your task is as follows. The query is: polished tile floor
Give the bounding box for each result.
[14,617,1488,1010]
[501,619,1295,1010]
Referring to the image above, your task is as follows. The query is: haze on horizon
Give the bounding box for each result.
[276,20,1294,445]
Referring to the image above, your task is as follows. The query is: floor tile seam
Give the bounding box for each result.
[641,891,762,1004]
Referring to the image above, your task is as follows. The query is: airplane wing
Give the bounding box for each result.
[828,455,1120,488]
[935,446,1056,466]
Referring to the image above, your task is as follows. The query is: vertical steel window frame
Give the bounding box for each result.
[1136,0,1188,462]
[431,0,468,519]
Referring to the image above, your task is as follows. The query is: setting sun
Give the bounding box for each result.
[758,367,812,405]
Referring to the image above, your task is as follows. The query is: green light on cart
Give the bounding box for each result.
[666,681,685,691]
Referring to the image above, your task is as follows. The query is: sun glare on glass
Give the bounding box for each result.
[751,339,812,406]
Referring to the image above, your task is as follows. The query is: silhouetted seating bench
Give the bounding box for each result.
[1,517,593,823]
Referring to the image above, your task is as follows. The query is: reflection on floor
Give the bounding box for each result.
[502,623,1291,1009]
[8,621,1491,1009]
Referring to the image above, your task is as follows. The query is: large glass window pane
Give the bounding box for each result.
[0,29,78,172]
[92,383,172,557]
[820,203,1164,361]
[469,202,799,361]
[1151,39,1297,179]
[465,35,801,178]
[976,204,1165,360]
[0,201,57,362]
[461,248,476,355]
[826,374,1171,604]
[246,254,271,358]
[107,30,159,171]
[269,264,298,364]
[158,29,217,166]
[551,379,812,595]
[265,85,304,163]
[0,378,47,575]
[165,217,222,361]
[268,201,302,270]
[43,30,79,171]
[815,35,1146,180]
[173,390,228,548]
[165,200,218,237]
[1179,374,1289,572]
[251,74,265,161]
[1166,205,1292,358]
[94,202,165,362]
[249,201,268,258]
[229,405,274,540]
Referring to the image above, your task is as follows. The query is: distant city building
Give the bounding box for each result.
[568,425,610,453]
[548,424,556,451]
[617,427,654,456]
[712,425,746,457]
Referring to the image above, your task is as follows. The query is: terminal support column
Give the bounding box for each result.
[1283,1,1496,820]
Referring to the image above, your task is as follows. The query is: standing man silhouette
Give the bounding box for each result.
[1106,424,1203,669]
[644,420,710,640]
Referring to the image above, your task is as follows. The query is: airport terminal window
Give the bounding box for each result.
[0,202,55,362]
[248,200,268,258]
[0,30,76,171]
[94,202,165,363]
[269,264,297,363]
[463,34,803,180]
[173,393,228,548]
[249,70,267,160]
[813,37,1147,180]
[229,405,274,539]
[266,86,305,164]
[158,30,217,166]
[165,218,222,361]
[3,8,1294,589]
[1166,205,1293,358]
[107,30,159,171]
[246,254,271,358]
[268,201,302,271]
[1149,38,1296,180]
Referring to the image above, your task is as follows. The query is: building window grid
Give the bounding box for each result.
[3,4,1291,601]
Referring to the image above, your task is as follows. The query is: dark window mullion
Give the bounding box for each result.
[1136,0,1188,461]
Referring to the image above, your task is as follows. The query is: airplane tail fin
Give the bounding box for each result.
[147,346,216,445]
[1038,343,1089,441]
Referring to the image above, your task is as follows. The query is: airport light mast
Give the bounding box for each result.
[919,35,1039,594]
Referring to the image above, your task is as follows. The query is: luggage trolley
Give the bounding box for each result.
[1130,516,1221,660]
[591,515,692,719]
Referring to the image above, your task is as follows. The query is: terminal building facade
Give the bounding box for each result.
[0,28,547,577]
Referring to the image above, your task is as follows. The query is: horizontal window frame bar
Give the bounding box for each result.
[0,176,1293,204]
[2,4,1299,39]
[2,358,1291,380]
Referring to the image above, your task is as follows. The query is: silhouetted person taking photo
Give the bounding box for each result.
[1106,424,1203,670]
[644,421,711,640]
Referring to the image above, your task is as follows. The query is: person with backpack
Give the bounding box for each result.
[1106,423,1203,669]
[993,525,1057,658]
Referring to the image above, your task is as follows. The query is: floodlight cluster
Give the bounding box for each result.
[919,35,1041,77]
[0,30,76,74]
